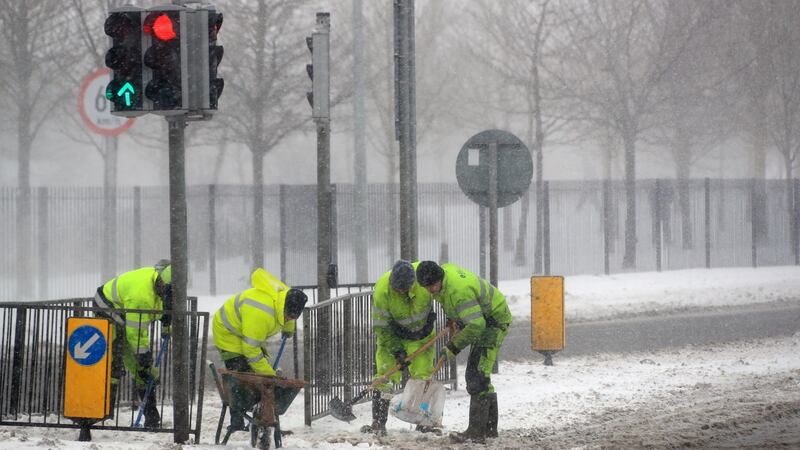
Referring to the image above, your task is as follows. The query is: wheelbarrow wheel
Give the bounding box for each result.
[250,405,271,450]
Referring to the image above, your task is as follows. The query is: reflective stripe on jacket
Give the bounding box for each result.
[99,267,164,355]
[434,263,512,352]
[371,261,433,353]
[212,268,296,375]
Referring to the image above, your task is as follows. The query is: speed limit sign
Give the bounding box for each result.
[78,68,134,136]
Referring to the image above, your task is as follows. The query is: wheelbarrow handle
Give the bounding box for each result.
[273,334,289,368]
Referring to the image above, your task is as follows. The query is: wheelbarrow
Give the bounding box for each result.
[209,362,307,449]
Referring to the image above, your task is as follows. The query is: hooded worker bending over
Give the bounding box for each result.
[212,268,308,432]
[362,260,437,436]
[93,259,173,430]
[416,261,513,443]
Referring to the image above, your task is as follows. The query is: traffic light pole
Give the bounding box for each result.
[167,116,190,444]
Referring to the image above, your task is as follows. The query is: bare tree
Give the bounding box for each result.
[465,0,565,269]
[554,0,713,268]
[220,0,317,270]
[648,1,733,249]
[0,0,78,298]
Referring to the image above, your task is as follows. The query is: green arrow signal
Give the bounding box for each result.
[116,82,135,107]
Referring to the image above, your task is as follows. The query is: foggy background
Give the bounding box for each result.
[2,0,799,300]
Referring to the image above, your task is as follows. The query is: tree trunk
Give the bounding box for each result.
[622,132,637,269]
[251,151,266,271]
[676,147,693,250]
[16,110,33,300]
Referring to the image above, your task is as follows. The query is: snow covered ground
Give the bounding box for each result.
[2,266,799,448]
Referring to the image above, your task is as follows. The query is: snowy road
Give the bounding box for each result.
[502,301,800,361]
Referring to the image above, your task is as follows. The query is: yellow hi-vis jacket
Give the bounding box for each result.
[212,268,296,375]
[98,266,164,356]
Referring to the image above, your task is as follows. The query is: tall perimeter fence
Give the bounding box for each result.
[1,178,799,301]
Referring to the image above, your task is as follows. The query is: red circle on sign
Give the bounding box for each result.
[78,68,135,137]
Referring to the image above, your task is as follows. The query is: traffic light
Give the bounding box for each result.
[143,8,186,112]
[207,11,224,110]
[104,8,144,116]
[306,13,330,119]
[306,36,314,109]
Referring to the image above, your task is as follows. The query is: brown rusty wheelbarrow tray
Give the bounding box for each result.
[209,362,307,449]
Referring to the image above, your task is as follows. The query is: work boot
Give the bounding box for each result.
[228,411,248,432]
[450,394,489,444]
[137,387,161,430]
[360,392,389,436]
[415,424,442,435]
[486,392,498,438]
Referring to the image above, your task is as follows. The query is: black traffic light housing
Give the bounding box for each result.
[143,8,186,113]
[104,8,145,116]
[207,11,224,110]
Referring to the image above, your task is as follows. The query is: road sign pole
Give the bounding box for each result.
[489,141,499,288]
[167,116,190,444]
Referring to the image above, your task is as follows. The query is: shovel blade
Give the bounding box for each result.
[328,396,357,422]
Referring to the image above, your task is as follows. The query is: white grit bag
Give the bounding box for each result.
[389,379,445,427]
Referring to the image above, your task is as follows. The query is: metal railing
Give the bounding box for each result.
[301,289,457,425]
[0,298,208,442]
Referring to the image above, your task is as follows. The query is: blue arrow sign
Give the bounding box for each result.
[68,325,107,366]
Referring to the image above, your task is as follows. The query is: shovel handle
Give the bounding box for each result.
[368,326,449,390]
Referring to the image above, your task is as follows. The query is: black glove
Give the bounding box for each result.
[393,349,410,369]
[389,311,436,341]
[136,351,154,368]
[418,311,436,338]
[281,331,294,339]
[137,366,160,387]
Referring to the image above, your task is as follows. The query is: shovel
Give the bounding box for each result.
[328,327,449,422]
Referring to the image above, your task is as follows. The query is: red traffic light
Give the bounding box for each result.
[144,13,176,41]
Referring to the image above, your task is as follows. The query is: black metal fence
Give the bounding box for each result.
[0,298,208,442]
[301,289,457,425]
[2,179,798,301]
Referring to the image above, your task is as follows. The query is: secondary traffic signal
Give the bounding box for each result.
[104,8,144,115]
[143,9,186,112]
[306,13,330,119]
[207,11,224,110]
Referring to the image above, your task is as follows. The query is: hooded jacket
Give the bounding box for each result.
[212,268,296,375]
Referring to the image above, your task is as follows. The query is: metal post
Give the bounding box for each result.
[795,178,800,265]
[488,142,499,287]
[279,184,288,282]
[37,187,48,299]
[396,0,418,261]
[544,180,551,275]
[353,0,369,284]
[133,186,141,268]
[655,179,662,272]
[488,142,499,375]
[705,178,711,268]
[167,116,190,443]
[603,179,611,275]
[208,184,217,296]
[102,136,118,282]
[751,178,758,268]
[479,206,486,278]
[312,12,332,393]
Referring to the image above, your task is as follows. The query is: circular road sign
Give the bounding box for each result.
[78,68,134,136]
[68,325,108,366]
[456,129,533,208]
